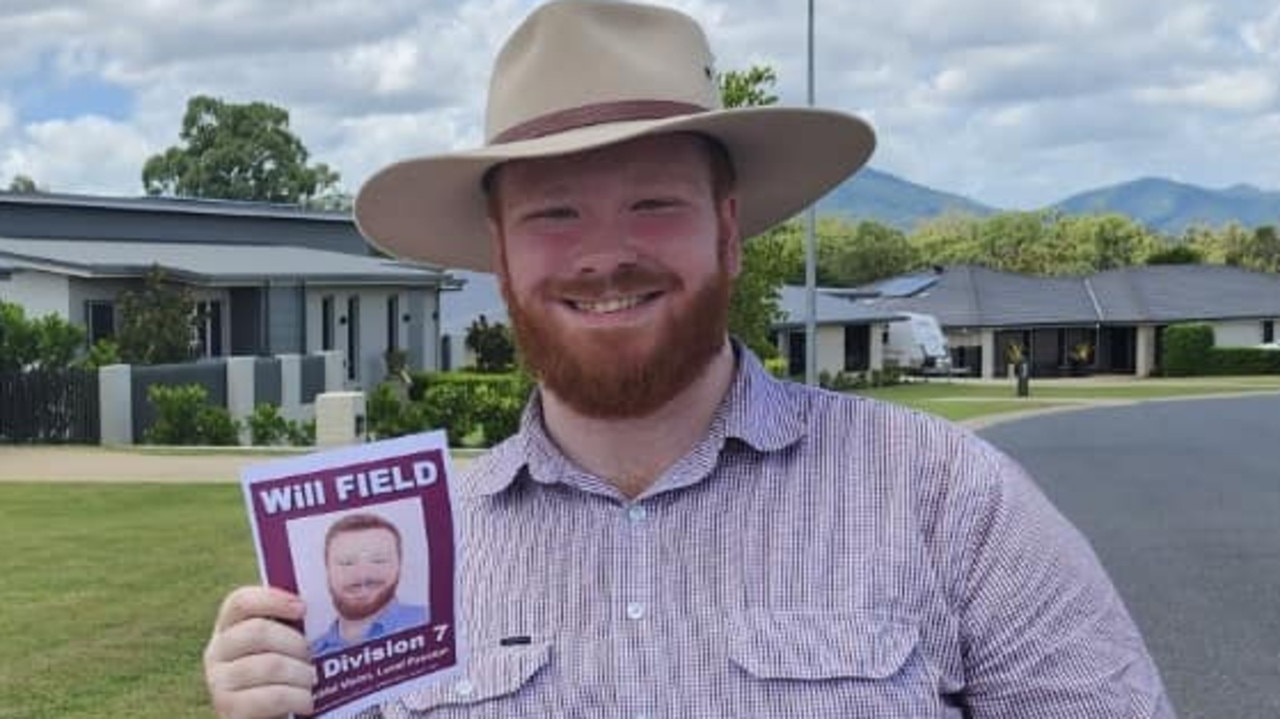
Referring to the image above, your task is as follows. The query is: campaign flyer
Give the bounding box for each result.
[240,430,465,719]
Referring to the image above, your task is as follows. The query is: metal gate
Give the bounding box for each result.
[0,369,100,443]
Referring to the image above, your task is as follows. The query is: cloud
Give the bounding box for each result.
[1,116,154,195]
[1,0,1278,210]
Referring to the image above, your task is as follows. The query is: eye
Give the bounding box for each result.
[523,205,578,221]
[632,198,682,211]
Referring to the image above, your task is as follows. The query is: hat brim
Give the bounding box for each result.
[354,107,875,271]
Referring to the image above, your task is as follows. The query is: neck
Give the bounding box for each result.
[539,339,736,498]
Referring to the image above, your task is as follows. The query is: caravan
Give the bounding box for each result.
[883,312,952,374]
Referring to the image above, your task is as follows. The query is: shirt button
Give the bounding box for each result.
[627,505,647,522]
[454,679,475,697]
[626,602,646,620]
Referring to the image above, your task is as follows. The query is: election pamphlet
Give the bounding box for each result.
[240,430,464,719]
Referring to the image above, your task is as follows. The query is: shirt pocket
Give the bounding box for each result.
[728,609,942,717]
[390,642,551,717]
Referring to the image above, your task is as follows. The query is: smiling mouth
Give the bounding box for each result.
[567,293,661,315]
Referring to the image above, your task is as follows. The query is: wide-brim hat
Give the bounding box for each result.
[355,0,876,272]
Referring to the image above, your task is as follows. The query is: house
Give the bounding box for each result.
[774,285,905,377]
[855,265,1280,378]
[0,192,459,388]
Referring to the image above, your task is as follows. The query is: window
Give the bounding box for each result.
[386,295,400,351]
[193,300,223,357]
[85,300,115,344]
[346,296,360,381]
[321,296,335,351]
[1265,320,1275,344]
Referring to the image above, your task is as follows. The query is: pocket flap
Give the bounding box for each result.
[396,642,551,710]
[728,610,919,681]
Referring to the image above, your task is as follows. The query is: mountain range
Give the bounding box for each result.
[818,169,1280,235]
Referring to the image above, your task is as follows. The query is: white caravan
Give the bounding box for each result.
[884,312,952,374]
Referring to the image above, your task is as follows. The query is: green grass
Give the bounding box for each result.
[0,483,258,719]
[854,376,1280,421]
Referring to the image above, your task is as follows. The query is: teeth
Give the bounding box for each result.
[573,295,647,314]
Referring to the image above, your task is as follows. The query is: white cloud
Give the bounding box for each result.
[2,116,154,194]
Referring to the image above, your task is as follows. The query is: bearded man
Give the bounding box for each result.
[203,2,1175,718]
[308,513,428,656]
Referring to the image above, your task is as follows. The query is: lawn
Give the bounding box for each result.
[852,376,1280,421]
[0,482,257,719]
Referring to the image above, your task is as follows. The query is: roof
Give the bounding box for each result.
[0,236,450,286]
[776,285,905,327]
[0,190,350,223]
[1089,265,1280,322]
[858,264,1280,327]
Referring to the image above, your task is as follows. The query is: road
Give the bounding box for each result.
[980,395,1280,719]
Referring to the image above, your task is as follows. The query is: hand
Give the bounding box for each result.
[204,586,316,719]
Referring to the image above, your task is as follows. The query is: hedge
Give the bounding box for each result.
[1206,348,1280,375]
[1162,323,1215,377]
[371,371,534,447]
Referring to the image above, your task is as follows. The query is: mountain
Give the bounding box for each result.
[1052,177,1280,234]
[817,167,996,230]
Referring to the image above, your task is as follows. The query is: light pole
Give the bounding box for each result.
[804,0,818,386]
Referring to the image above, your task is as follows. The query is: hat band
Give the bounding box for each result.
[491,100,707,144]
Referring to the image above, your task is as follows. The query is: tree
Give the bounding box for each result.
[1145,244,1204,265]
[0,301,86,371]
[6,174,42,193]
[115,266,196,365]
[465,315,516,372]
[718,65,778,109]
[142,95,340,204]
[716,64,786,358]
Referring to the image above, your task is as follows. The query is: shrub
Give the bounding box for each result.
[1162,323,1215,377]
[248,403,290,446]
[369,371,533,446]
[144,383,240,446]
[1206,347,1280,375]
[764,357,788,379]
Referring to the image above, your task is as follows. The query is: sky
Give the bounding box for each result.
[1,0,1278,210]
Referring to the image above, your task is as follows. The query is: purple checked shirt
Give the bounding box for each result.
[379,346,1175,718]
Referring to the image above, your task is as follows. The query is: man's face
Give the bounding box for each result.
[325,528,401,621]
[490,133,740,418]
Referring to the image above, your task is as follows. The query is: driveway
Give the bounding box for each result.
[980,394,1280,719]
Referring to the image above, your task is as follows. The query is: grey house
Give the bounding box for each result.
[773,285,905,377]
[0,192,459,387]
[856,264,1280,378]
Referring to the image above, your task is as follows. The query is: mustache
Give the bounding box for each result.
[540,263,681,299]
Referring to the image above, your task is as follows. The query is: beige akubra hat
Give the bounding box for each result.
[354,0,876,271]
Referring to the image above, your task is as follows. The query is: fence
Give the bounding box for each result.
[0,369,100,444]
[99,351,341,445]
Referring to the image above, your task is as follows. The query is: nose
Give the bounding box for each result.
[570,216,639,276]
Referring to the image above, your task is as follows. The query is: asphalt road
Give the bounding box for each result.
[980,395,1280,719]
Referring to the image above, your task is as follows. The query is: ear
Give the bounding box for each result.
[487,218,507,280]
[719,194,742,278]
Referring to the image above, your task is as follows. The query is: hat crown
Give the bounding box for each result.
[486,0,721,144]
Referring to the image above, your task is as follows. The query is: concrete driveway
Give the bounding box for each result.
[980,394,1280,719]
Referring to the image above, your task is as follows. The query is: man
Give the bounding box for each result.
[308,513,428,656]
[204,1,1176,717]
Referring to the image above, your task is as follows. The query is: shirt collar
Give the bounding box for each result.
[460,341,809,498]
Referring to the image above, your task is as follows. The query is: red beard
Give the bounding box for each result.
[330,578,399,622]
[502,256,732,419]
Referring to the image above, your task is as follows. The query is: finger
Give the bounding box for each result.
[210,684,314,719]
[214,586,305,634]
[208,652,317,694]
[206,617,311,665]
